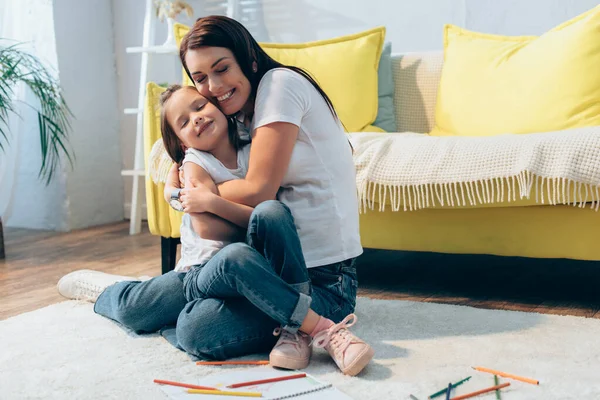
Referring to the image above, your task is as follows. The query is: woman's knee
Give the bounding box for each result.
[214,242,258,274]
[249,200,292,227]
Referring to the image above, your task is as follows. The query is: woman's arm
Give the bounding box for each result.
[181,162,244,241]
[182,70,307,208]
[163,163,183,202]
[216,122,299,206]
[182,162,255,229]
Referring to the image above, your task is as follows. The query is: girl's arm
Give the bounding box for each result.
[215,122,299,206]
[181,162,242,241]
[182,162,255,229]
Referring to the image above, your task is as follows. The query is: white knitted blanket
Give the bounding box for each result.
[350,127,600,213]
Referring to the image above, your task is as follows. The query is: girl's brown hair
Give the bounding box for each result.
[159,84,247,164]
[179,15,339,120]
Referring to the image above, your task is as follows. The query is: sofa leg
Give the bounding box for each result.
[161,237,180,274]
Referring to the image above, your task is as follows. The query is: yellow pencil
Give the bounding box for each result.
[187,388,262,397]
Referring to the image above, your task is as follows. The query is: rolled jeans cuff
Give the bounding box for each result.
[289,281,311,296]
[283,292,311,333]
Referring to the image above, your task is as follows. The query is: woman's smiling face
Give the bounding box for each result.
[184,46,252,116]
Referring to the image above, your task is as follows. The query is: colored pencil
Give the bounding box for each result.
[153,379,218,391]
[450,383,510,400]
[196,360,269,366]
[428,376,472,399]
[409,395,420,400]
[227,372,307,388]
[445,383,452,400]
[187,389,262,397]
[472,366,539,385]
[493,375,501,400]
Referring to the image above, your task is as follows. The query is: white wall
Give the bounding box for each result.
[256,0,599,49]
[113,0,598,218]
[3,0,123,231]
[52,0,123,230]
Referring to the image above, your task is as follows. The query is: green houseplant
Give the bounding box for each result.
[0,40,74,258]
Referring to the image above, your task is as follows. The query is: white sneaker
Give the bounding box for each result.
[269,327,312,370]
[57,269,136,302]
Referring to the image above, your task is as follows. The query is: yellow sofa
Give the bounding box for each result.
[144,50,600,274]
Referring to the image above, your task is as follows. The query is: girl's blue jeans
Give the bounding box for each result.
[94,200,358,360]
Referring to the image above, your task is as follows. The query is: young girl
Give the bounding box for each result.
[159,83,251,276]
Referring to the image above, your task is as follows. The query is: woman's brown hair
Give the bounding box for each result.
[179,15,339,119]
[159,84,246,164]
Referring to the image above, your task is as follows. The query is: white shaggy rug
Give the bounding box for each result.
[1,298,599,400]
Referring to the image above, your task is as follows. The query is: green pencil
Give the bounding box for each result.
[428,376,472,399]
[494,375,501,400]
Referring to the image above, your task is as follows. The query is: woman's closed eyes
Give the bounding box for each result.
[194,65,230,84]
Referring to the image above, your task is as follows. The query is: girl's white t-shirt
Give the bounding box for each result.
[252,68,363,268]
[175,145,251,272]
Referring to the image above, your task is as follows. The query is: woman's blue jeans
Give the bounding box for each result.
[94,200,358,359]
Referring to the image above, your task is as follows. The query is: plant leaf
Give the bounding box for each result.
[0,40,74,184]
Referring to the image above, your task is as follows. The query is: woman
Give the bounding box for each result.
[58,15,372,377]
[173,16,372,376]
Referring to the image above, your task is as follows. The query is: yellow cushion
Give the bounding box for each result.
[144,82,182,238]
[174,23,385,132]
[431,5,600,137]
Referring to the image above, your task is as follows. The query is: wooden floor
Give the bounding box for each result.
[2,221,600,320]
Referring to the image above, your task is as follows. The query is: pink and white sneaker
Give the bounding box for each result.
[269,327,312,370]
[313,314,374,376]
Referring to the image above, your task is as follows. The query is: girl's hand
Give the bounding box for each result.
[180,179,216,213]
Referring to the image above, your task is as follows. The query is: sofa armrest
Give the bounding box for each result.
[143,82,182,238]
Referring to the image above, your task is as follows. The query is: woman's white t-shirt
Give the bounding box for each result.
[252,68,363,268]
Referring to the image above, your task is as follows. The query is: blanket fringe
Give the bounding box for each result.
[358,171,600,213]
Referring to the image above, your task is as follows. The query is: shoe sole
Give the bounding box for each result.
[341,345,375,376]
[269,353,310,370]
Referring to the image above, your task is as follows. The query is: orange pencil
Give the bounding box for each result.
[196,360,270,366]
[153,379,218,391]
[227,373,307,388]
[472,366,539,385]
[450,383,510,400]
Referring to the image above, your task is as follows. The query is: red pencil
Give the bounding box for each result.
[153,379,218,391]
[450,382,510,400]
[196,360,270,366]
[227,373,307,388]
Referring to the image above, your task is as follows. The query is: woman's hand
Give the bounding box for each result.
[178,168,185,188]
[180,179,216,214]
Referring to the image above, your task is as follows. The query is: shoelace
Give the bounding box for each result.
[272,327,302,348]
[312,314,358,355]
[74,279,105,301]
